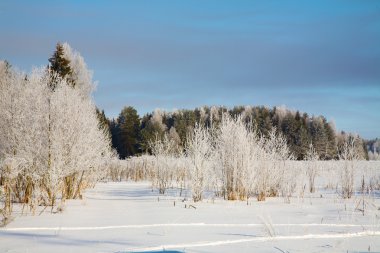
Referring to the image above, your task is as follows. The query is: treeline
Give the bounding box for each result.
[108,105,368,160]
[111,115,373,203]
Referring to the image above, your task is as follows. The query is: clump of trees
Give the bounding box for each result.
[107,106,370,203]
[116,115,370,203]
[109,105,368,161]
[148,114,296,202]
[0,43,114,222]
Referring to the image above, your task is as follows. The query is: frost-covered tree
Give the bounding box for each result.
[0,44,113,219]
[368,151,380,161]
[0,62,42,215]
[48,77,112,201]
[150,133,178,194]
[305,143,319,193]
[198,106,208,125]
[256,128,294,202]
[214,115,258,200]
[49,42,95,96]
[49,43,72,90]
[186,124,213,202]
[61,43,96,96]
[209,106,220,127]
[141,109,167,153]
[339,135,362,199]
[168,127,181,153]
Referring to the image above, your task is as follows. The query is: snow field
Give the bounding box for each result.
[1,181,379,252]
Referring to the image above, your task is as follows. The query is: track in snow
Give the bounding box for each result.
[120,231,380,252]
[0,222,372,231]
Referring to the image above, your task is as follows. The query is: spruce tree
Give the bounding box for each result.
[324,120,337,159]
[309,116,328,159]
[96,108,111,137]
[116,106,141,158]
[174,110,196,146]
[48,43,73,89]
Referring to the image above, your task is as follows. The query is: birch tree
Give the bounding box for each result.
[305,143,319,193]
[186,124,212,202]
[339,135,362,198]
[0,44,113,219]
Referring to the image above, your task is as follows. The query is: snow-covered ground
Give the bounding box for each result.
[1,181,379,253]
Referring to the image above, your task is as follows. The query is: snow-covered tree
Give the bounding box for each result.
[150,133,178,194]
[47,76,112,201]
[214,114,258,200]
[0,63,47,215]
[49,42,95,96]
[339,135,362,198]
[368,151,380,161]
[305,143,319,193]
[186,124,213,202]
[0,43,113,219]
[255,128,294,202]
[168,127,181,153]
[63,43,95,94]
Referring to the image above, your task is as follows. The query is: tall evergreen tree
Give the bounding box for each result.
[48,43,73,89]
[140,120,160,153]
[95,108,111,137]
[309,116,328,159]
[324,120,337,159]
[115,106,141,158]
[173,110,196,147]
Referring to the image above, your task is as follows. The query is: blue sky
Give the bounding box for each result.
[1,0,379,139]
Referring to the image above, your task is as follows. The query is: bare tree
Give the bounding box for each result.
[257,128,294,202]
[339,135,362,199]
[214,114,258,200]
[305,143,319,193]
[150,134,178,194]
[186,124,212,202]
